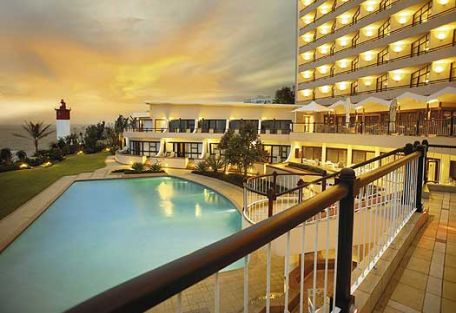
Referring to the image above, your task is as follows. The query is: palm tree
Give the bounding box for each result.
[14,121,54,155]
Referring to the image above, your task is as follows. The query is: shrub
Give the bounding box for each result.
[206,156,225,173]
[27,157,44,167]
[16,150,27,161]
[195,160,209,172]
[0,164,19,173]
[191,171,245,188]
[150,161,163,173]
[131,162,144,173]
[0,148,12,165]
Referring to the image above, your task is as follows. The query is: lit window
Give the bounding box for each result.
[303,33,314,43]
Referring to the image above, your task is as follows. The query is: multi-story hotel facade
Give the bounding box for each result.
[121,0,456,185]
[296,0,456,106]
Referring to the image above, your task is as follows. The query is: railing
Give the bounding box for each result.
[67,143,425,313]
[299,4,456,60]
[244,148,405,224]
[292,118,456,137]
[125,127,167,133]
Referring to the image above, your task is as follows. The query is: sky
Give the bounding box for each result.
[0,0,296,125]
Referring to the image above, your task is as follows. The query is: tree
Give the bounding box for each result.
[221,124,267,177]
[0,148,12,165]
[83,122,106,153]
[273,86,295,104]
[114,115,130,148]
[13,121,54,155]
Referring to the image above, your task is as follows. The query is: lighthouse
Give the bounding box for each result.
[55,99,71,139]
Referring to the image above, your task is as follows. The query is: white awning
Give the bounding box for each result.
[293,101,333,113]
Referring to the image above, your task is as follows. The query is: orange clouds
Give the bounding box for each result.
[0,0,295,124]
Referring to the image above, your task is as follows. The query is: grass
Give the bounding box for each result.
[0,152,109,220]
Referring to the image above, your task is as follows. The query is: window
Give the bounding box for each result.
[229,119,259,131]
[262,145,291,163]
[169,119,195,133]
[199,120,226,133]
[352,150,375,164]
[170,142,202,159]
[302,146,322,161]
[129,141,160,157]
[261,120,292,134]
[209,143,225,157]
[326,148,347,167]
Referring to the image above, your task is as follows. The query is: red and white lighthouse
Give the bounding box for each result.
[55,99,71,139]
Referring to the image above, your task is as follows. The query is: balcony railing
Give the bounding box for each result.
[292,118,456,137]
[299,4,456,63]
[67,143,426,313]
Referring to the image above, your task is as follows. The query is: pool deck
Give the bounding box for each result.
[0,156,244,252]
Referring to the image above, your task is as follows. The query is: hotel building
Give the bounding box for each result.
[120,0,456,187]
[296,0,456,106]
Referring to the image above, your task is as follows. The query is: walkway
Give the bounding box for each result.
[374,191,456,313]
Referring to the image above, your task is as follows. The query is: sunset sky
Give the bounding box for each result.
[0,0,296,124]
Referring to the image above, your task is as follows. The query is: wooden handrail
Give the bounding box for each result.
[66,183,349,313]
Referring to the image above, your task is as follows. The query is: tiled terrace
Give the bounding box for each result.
[374,191,456,313]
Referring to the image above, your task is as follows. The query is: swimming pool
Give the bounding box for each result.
[0,177,242,313]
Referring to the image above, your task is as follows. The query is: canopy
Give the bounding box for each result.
[293,101,333,113]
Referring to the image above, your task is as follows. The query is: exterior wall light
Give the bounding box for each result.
[364,78,373,86]
[303,33,313,42]
[319,65,329,74]
[303,0,313,6]
[302,52,312,60]
[302,89,312,96]
[303,15,313,24]
[398,14,409,25]
[340,15,351,25]
[320,5,330,15]
[363,51,374,61]
[319,45,329,54]
[339,37,348,46]
[339,59,349,68]
[438,0,449,4]
[433,64,445,73]
[303,71,312,78]
[338,82,348,90]
[364,28,375,37]
[320,85,331,93]
[392,43,403,53]
[392,72,403,81]
[436,31,448,40]
[320,25,330,34]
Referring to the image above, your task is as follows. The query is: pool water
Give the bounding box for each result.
[0,177,242,313]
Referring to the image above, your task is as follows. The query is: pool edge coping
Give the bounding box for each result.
[0,172,245,253]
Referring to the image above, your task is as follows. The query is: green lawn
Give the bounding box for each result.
[0,152,109,219]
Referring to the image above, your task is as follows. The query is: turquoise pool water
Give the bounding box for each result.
[0,177,241,313]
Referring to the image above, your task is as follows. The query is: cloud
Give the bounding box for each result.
[0,0,295,124]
